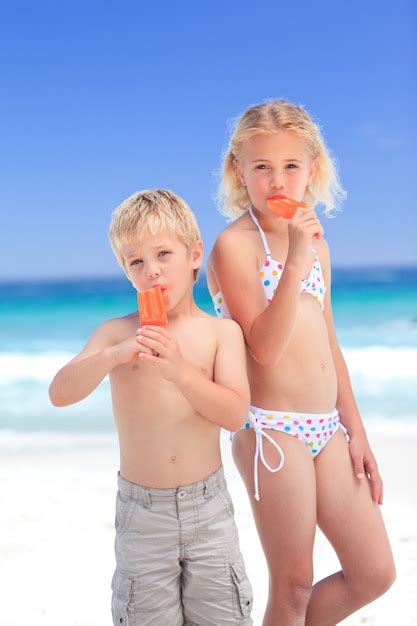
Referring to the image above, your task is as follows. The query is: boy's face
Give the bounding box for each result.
[122,229,203,311]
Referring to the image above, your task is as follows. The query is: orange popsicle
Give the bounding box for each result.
[137,285,168,326]
[266,194,307,219]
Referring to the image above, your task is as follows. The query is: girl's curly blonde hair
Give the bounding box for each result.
[219,98,346,220]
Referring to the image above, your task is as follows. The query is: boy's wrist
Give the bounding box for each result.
[173,359,194,390]
[103,345,120,370]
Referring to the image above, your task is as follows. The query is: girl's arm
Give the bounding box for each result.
[211,227,305,367]
[320,239,383,505]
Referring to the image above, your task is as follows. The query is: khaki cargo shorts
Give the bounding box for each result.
[111,465,253,625]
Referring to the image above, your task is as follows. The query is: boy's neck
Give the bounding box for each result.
[167,289,200,321]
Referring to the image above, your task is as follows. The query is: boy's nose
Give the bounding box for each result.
[146,265,161,280]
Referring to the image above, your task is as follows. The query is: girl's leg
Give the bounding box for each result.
[233,429,317,626]
[306,429,396,625]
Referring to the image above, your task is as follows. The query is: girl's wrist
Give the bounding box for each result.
[282,258,305,279]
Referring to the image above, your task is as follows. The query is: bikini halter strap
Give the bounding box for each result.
[248,207,272,258]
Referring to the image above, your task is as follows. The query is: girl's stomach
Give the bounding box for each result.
[248,298,338,413]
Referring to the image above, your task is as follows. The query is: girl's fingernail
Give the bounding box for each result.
[357,473,365,479]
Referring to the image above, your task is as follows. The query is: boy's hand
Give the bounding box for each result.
[111,332,154,366]
[136,326,186,383]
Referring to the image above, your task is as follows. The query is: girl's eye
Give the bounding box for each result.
[158,251,171,257]
[286,163,299,169]
[130,259,143,266]
[255,164,268,170]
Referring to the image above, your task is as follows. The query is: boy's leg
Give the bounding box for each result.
[306,429,396,625]
[111,474,183,626]
[181,466,253,625]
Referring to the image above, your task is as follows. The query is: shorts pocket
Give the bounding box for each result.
[231,556,253,619]
[218,488,235,518]
[111,569,134,625]
[115,491,136,531]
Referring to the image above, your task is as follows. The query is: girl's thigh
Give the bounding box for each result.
[232,429,317,579]
[315,429,394,578]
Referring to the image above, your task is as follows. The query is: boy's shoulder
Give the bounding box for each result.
[190,308,242,336]
[92,311,138,344]
[197,310,243,342]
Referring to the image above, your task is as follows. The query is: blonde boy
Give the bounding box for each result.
[49,189,253,625]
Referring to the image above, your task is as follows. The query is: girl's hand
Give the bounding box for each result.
[349,432,383,505]
[287,207,324,267]
[136,326,186,383]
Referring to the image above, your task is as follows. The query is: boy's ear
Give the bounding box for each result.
[191,240,203,269]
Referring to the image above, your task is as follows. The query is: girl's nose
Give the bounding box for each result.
[270,171,285,191]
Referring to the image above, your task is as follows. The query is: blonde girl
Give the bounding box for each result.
[207,99,395,625]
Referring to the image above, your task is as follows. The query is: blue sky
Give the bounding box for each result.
[1,0,416,280]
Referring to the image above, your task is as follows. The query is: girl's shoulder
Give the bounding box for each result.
[212,211,257,255]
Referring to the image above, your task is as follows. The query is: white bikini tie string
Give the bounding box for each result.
[248,410,285,501]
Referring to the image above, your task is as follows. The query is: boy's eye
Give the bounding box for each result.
[130,259,143,266]
[255,164,269,170]
[158,250,171,257]
[286,163,299,169]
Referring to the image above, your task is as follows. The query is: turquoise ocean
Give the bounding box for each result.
[1,267,416,439]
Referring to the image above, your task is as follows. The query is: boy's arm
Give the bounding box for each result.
[49,318,141,407]
[137,320,250,431]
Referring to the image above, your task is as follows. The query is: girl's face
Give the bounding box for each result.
[235,130,317,212]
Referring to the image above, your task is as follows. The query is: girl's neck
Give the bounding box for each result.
[250,205,288,236]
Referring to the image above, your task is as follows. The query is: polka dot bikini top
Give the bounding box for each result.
[212,206,326,318]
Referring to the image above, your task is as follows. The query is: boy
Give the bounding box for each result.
[49,189,253,625]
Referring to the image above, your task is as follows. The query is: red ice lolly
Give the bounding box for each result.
[137,285,168,326]
[266,194,307,219]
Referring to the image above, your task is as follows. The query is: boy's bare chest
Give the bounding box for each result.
[114,322,217,383]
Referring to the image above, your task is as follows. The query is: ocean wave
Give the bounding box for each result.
[343,346,417,381]
[0,351,75,385]
[0,346,416,386]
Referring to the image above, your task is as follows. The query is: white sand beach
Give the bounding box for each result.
[1,430,416,626]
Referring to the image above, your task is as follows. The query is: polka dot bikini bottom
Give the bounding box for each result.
[231,405,340,500]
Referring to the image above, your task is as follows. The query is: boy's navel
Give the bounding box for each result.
[132,365,139,372]
[170,455,177,463]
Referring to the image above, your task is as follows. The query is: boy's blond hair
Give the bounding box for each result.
[219,98,346,220]
[109,189,202,281]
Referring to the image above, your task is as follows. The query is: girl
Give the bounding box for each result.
[207,99,395,625]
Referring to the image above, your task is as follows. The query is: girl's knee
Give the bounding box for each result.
[353,558,396,603]
[270,571,313,612]
[370,560,396,598]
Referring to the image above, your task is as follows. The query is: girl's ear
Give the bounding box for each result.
[308,158,319,184]
[191,240,203,269]
[233,158,246,187]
